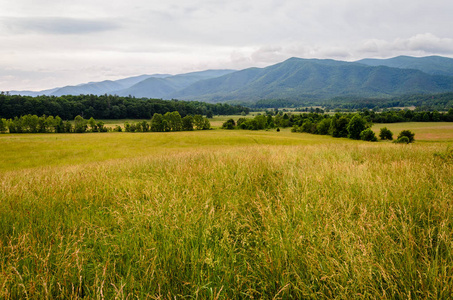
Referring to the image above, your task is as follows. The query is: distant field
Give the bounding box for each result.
[371,122,453,142]
[1,123,452,298]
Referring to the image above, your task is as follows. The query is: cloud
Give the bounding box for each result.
[357,34,453,58]
[1,17,119,35]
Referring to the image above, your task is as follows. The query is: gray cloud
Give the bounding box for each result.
[1,17,119,35]
[1,0,453,90]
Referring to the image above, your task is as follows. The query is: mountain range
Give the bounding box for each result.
[9,55,453,104]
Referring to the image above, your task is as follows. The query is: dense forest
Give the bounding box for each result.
[0,112,211,134]
[0,93,249,120]
[247,92,453,110]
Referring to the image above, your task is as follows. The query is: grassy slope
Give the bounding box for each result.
[1,124,452,298]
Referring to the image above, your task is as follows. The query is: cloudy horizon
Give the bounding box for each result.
[1,0,453,91]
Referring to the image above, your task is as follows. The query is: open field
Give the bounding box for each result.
[1,124,452,298]
[371,122,453,142]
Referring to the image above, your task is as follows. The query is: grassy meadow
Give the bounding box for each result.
[1,122,452,298]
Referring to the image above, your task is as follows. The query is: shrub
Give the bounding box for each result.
[222,119,235,130]
[360,128,378,141]
[379,127,393,140]
[394,136,410,144]
[397,130,415,143]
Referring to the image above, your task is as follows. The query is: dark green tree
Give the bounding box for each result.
[396,130,415,143]
[222,119,235,129]
[379,127,393,140]
[329,115,349,138]
[0,118,7,133]
[347,114,367,140]
[316,118,331,135]
[360,128,378,141]
[182,115,194,131]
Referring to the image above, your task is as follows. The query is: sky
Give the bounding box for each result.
[1,0,453,91]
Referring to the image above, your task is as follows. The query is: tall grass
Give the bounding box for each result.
[1,140,452,298]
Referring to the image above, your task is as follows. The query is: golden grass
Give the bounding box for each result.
[1,126,452,298]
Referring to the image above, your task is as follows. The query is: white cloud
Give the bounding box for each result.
[1,0,453,90]
[356,34,453,58]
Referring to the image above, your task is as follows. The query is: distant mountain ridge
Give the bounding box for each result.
[170,57,453,102]
[8,55,453,103]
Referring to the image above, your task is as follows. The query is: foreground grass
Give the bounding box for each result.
[1,131,453,298]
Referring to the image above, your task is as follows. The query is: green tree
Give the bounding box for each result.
[182,115,194,131]
[74,115,87,133]
[316,118,331,135]
[151,113,164,132]
[360,128,378,141]
[254,115,267,130]
[54,116,64,133]
[347,114,367,140]
[45,116,55,133]
[194,115,205,130]
[0,118,7,133]
[203,118,211,130]
[97,121,106,132]
[164,111,182,131]
[88,117,98,132]
[329,115,349,138]
[379,127,393,140]
[141,121,150,132]
[396,130,415,143]
[37,115,47,133]
[222,119,235,129]
[23,114,39,133]
[64,121,72,133]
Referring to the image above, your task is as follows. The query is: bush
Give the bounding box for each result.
[360,128,378,141]
[397,130,415,143]
[222,119,235,130]
[379,127,393,140]
[394,136,410,144]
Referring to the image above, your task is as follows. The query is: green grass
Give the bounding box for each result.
[0,129,340,172]
[1,125,452,298]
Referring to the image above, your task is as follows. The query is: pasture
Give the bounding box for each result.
[0,122,452,298]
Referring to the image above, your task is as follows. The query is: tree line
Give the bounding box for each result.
[323,93,453,111]
[222,110,446,143]
[0,112,211,134]
[124,112,211,132]
[0,93,249,120]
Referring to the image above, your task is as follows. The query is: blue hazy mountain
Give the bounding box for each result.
[116,70,236,98]
[169,57,453,102]
[8,56,453,102]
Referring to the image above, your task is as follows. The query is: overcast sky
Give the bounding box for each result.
[1,0,453,91]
